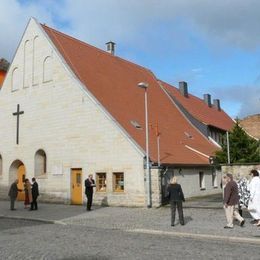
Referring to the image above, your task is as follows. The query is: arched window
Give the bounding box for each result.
[0,154,2,175]
[23,40,30,88]
[12,67,19,91]
[35,149,47,176]
[33,36,39,85]
[43,56,53,82]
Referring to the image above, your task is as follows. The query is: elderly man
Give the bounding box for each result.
[8,179,22,210]
[223,173,245,228]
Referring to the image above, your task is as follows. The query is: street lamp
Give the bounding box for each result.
[137,82,151,208]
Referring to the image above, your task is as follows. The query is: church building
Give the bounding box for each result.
[0,18,234,207]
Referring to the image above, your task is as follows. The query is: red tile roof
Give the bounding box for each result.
[160,81,234,131]
[42,24,220,165]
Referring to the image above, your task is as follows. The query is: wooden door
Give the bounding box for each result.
[71,169,83,205]
[17,164,25,201]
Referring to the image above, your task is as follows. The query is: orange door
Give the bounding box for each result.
[17,164,25,201]
[71,169,83,205]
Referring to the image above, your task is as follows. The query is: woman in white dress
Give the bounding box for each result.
[248,169,260,226]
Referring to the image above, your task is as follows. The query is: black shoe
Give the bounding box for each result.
[240,220,245,227]
[180,223,185,226]
[171,224,175,226]
[224,226,233,229]
[86,209,91,211]
[10,208,16,211]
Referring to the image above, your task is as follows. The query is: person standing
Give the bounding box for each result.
[85,174,96,211]
[248,169,260,226]
[8,179,22,210]
[223,173,245,229]
[167,177,185,226]
[30,177,39,210]
[24,179,32,209]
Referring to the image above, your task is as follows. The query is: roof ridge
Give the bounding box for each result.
[41,24,152,75]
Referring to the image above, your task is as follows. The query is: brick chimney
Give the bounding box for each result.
[203,94,211,107]
[179,81,188,97]
[213,99,221,111]
[106,41,116,55]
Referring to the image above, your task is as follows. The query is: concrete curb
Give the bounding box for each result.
[0,215,67,225]
[127,228,260,245]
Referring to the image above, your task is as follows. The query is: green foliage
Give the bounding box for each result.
[215,120,260,164]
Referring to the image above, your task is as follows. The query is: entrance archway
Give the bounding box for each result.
[9,160,26,201]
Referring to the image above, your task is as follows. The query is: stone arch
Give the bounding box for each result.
[12,67,19,91]
[43,56,53,82]
[35,149,47,176]
[9,159,25,183]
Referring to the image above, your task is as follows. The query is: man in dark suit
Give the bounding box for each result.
[167,176,185,226]
[85,174,95,211]
[30,177,39,210]
[8,179,22,210]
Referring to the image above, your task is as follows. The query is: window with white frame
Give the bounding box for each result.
[199,172,205,190]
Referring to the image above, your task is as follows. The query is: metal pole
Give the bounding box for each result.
[144,89,151,208]
[226,131,230,164]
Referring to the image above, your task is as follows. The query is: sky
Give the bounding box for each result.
[1,0,260,119]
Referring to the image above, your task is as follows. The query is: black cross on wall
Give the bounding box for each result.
[12,104,24,145]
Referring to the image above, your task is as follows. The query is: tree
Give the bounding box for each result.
[215,120,260,164]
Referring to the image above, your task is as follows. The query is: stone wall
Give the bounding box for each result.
[221,164,260,179]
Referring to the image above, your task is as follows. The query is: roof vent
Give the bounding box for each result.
[106,41,116,55]
[179,81,188,97]
[184,132,193,139]
[213,99,221,111]
[203,94,211,107]
[130,120,142,129]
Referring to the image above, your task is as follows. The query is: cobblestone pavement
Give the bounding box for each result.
[0,218,260,260]
[0,196,259,241]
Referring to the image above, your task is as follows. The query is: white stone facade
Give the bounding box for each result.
[0,18,147,207]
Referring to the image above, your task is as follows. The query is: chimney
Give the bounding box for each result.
[106,41,116,55]
[179,81,188,97]
[203,94,211,107]
[213,99,221,111]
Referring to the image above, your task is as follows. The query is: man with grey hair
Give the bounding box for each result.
[223,173,245,228]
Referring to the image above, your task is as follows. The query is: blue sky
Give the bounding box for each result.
[1,0,260,118]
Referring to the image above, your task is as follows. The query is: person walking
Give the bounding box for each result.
[8,179,22,210]
[85,174,96,211]
[24,179,32,209]
[30,177,39,210]
[167,176,185,226]
[223,173,245,229]
[248,169,260,227]
[237,175,250,217]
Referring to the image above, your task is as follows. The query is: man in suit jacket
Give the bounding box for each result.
[8,179,22,210]
[85,174,95,211]
[30,177,39,210]
[167,176,185,226]
[223,173,245,228]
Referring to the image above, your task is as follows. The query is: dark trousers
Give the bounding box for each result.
[171,201,184,225]
[30,196,38,210]
[86,192,93,210]
[10,197,16,210]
